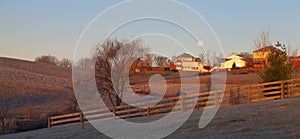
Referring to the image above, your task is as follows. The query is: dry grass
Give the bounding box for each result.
[130,71,262,98]
[0,57,75,133]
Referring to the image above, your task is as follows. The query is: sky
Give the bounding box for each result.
[0,0,300,61]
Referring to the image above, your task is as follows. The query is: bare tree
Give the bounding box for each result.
[145,53,153,67]
[59,58,72,68]
[35,54,59,65]
[199,54,205,64]
[211,52,223,67]
[200,51,223,67]
[153,55,169,67]
[171,55,177,62]
[292,48,298,58]
[285,43,299,59]
[253,30,272,68]
[239,52,252,62]
[254,30,271,49]
[76,57,94,70]
[94,38,148,107]
[199,51,211,66]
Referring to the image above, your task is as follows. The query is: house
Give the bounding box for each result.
[293,60,300,68]
[174,53,205,72]
[169,61,177,70]
[290,57,300,68]
[130,58,150,73]
[252,46,277,68]
[221,54,246,70]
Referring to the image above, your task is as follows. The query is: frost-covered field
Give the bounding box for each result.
[3,97,300,139]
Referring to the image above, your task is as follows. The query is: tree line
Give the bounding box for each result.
[35,53,171,70]
[34,55,72,68]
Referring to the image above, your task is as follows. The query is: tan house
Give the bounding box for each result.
[253,46,277,68]
[175,53,205,72]
[221,54,246,70]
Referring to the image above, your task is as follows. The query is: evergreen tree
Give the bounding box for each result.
[260,43,293,83]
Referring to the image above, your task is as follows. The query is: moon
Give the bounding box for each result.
[198,40,204,47]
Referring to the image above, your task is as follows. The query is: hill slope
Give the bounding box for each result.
[0,57,75,132]
[0,57,71,79]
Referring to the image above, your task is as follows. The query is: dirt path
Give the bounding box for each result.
[3,96,300,139]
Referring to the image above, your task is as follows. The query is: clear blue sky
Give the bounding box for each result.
[0,0,300,61]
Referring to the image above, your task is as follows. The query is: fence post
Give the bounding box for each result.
[229,87,233,105]
[237,85,240,104]
[281,81,285,99]
[214,91,218,107]
[80,112,84,129]
[287,80,290,97]
[248,85,252,103]
[113,107,116,119]
[287,81,290,97]
[181,94,186,111]
[48,117,51,128]
[147,102,150,119]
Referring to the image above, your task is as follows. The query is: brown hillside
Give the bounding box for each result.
[0,57,71,79]
[0,57,75,133]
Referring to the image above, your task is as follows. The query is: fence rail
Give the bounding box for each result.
[48,78,300,128]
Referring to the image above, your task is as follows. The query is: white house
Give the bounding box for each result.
[175,53,205,72]
[221,54,246,70]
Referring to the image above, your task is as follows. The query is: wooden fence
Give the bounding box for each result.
[48,78,300,128]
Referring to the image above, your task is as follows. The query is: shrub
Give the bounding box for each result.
[231,62,237,70]
[259,45,293,83]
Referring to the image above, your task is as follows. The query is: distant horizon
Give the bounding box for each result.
[1,0,300,61]
[0,41,299,62]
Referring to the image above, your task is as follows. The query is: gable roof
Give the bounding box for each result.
[177,53,194,58]
[253,46,277,52]
[226,54,243,60]
[176,53,203,63]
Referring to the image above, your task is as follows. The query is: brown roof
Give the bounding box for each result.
[194,58,202,62]
[253,46,277,52]
[176,53,202,63]
[177,53,194,58]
